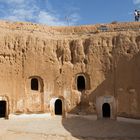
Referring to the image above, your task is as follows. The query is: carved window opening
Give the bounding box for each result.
[102,103,110,118]
[77,75,85,91]
[55,99,62,115]
[0,101,6,118]
[31,78,39,91]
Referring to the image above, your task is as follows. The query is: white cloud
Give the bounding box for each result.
[6,8,35,21]
[7,0,25,4]
[133,0,140,9]
[38,11,66,26]
[133,0,140,4]
[0,0,25,4]
[37,11,80,26]
[69,13,80,23]
[3,1,38,22]
[0,0,80,26]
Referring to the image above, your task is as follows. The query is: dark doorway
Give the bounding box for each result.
[77,76,85,91]
[31,78,38,90]
[0,101,6,118]
[55,99,62,115]
[102,103,110,118]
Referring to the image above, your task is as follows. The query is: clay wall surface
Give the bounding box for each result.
[0,21,139,118]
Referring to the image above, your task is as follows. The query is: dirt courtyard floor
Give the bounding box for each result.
[0,114,140,140]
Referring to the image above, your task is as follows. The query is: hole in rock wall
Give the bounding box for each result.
[0,101,6,118]
[55,99,62,115]
[102,103,110,118]
[77,76,85,91]
[31,78,39,91]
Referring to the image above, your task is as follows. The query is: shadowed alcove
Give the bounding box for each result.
[102,103,111,118]
[77,75,85,91]
[31,78,39,91]
[28,76,44,92]
[55,99,62,115]
[74,73,90,91]
[0,100,6,118]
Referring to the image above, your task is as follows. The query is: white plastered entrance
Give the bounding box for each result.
[96,96,117,119]
[50,97,66,117]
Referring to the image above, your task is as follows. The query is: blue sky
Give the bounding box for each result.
[0,0,140,26]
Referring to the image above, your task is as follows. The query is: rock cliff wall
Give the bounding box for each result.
[0,21,140,118]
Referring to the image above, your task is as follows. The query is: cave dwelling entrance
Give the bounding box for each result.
[102,103,110,118]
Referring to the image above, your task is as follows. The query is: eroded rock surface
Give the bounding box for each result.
[0,21,139,119]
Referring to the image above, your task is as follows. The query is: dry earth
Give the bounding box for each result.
[0,114,140,140]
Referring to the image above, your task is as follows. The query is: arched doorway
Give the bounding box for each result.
[77,76,85,91]
[55,99,62,115]
[102,103,110,118]
[31,78,39,91]
[0,100,6,118]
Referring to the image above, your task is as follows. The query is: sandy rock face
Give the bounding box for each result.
[0,21,139,119]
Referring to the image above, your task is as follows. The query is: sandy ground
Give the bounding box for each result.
[0,114,140,140]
